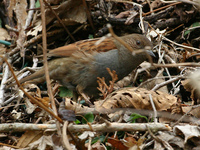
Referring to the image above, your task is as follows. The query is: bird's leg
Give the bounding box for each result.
[79,92,93,106]
[76,86,93,106]
[73,90,79,102]
[73,89,93,106]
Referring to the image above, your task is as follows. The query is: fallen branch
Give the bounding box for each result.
[0,123,171,133]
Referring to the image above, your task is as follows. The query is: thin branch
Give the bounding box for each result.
[0,60,11,106]
[149,94,157,123]
[0,122,171,133]
[151,75,185,91]
[62,121,72,150]
[25,0,35,29]
[39,0,62,136]
[43,0,75,42]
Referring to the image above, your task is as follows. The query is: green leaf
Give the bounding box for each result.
[184,22,200,36]
[79,99,86,104]
[82,112,94,124]
[88,34,94,39]
[128,113,148,123]
[85,135,106,144]
[117,131,125,139]
[74,119,81,124]
[35,0,40,8]
[59,86,73,97]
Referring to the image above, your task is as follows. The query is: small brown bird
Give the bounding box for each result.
[18,34,153,101]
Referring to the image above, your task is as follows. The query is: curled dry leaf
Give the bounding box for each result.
[138,67,168,93]
[96,87,177,111]
[115,75,132,89]
[148,131,184,150]
[181,73,200,105]
[17,131,43,148]
[0,28,10,54]
[150,0,163,10]
[22,83,42,98]
[46,0,85,25]
[173,125,200,144]
[181,72,200,117]
[12,0,27,57]
[182,106,200,118]
[115,11,131,19]
[0,28,11,41]
[64,98,96,115]
[28,0,86,36]
[107,135,128,150]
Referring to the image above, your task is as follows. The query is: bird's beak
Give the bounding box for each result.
[145,46,156,57]
[147,50,156,57]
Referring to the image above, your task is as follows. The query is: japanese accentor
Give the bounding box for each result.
[18,34,153,100]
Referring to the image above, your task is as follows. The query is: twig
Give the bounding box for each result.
[62,121,72,150]
[0,123,56,132]
[2,96,19,106]
[0,60,11,106]
[151,75,185,91]
[172,104,200,127]
[25,0,35,29]
[153,63,200,67]
[145,0,153,15]
[39,0,57,117]
[0,122,170,133]
[43,0,75,42]
[88,136,92,150]
[158,41,176,92]
[143,2,181,16]
[147,126,173,149]
[0,142,20,149]
[39,0,62,137]
[162,36,200,52]
[139,9,145,33]
[161,0,200,8]
[160,0,178,3]
[5,25,19,32]
[68,122,171,132]
[149,94,157,123]
[82,0,95,33]
[165,24,184,34]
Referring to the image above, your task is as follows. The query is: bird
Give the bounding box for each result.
[17,34,154,103]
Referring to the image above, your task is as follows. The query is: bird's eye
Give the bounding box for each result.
[136,40,141,45]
